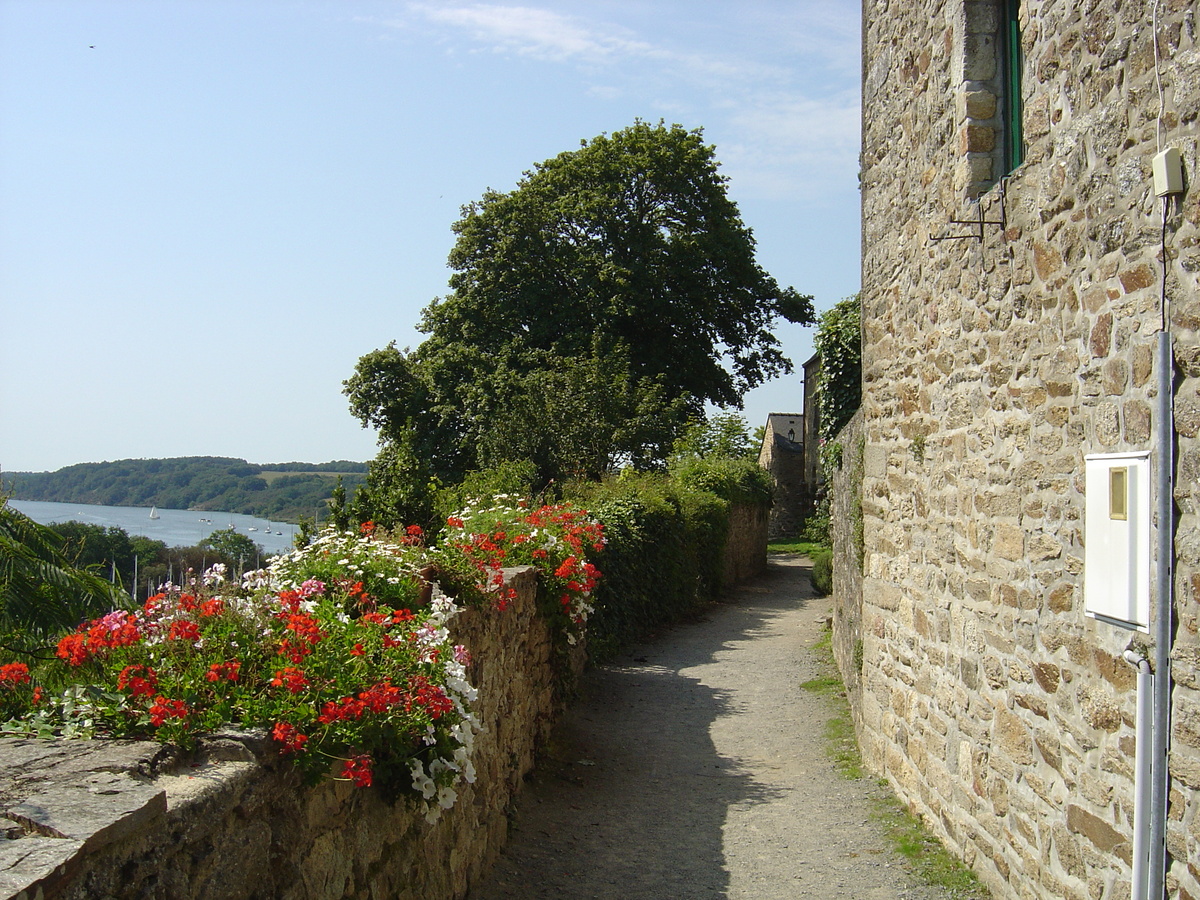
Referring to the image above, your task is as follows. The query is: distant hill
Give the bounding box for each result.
[1,457,368,524]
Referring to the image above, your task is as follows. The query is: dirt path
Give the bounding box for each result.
[466,555,958,900]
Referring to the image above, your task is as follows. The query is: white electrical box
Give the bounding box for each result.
[1084,452,1151,631]
[1152,147,1183,196]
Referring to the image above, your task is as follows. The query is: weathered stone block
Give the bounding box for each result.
[961,124,997,153]
[964,90,998,120]
[994,524,1025,560]
[1066,804,1126,853]
[1090,313,1113,358]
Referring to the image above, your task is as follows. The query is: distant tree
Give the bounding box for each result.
[347,121,814,498]
[198,529,263,572]
[47,521,133,573]
[670,413,757,464]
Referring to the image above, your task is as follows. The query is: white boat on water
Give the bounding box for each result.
[149,506,160,520]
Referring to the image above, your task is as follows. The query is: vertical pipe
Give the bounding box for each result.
[1126,652,1152,900]
[1149,331,1173,900]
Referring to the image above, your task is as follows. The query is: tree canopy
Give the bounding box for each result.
[346,121,813,506]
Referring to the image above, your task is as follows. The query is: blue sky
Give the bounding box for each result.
[0,0,860,473]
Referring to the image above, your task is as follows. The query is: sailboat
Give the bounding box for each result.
[149,506,160,520]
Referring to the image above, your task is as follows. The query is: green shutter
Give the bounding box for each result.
[1004,0,1024,172]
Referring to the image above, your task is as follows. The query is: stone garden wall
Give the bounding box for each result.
[722,501,770,586]
[2,497,769,900]
[846,0,1200,897]
[1,567,578,900]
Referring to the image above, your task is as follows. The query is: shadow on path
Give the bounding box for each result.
[468,559,822,900]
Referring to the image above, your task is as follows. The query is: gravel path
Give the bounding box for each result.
[467,555,959,900]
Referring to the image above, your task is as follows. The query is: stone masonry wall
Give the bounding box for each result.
[2,567,578,900]
[722,501,770,585]
[851,0,1200,898]
[830,412,868,724]
[830,410,867,712]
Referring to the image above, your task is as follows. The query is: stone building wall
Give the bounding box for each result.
[847,0,1200,898]
[758,429,810,539]
[2,568,578,900]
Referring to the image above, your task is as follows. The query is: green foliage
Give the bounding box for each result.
[870,799,992,898]
[346,121,814,490]
[0,501,128,640]
[3,458,366,523]
[432,461,539,532]
[344,441,442,535]
[198,529,264,571]
[813,297,862,444]
[564,473,735,660]
[670,456,772,507]
[851,435,866,571]
[799,621,862,779]
[766,539,828,557]
[801,496,831,546]
[910,433,927,464]
[670,413,757,463]
[810,548,833,596]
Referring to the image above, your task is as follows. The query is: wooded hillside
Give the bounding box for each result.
[1,457,367,523]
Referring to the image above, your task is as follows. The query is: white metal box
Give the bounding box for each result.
[1084,452,1151,631]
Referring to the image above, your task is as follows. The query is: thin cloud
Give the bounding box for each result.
[406,3,653,62]
[382,2,861,201]
[720,91,861,202]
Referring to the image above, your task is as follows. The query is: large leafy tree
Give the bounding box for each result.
[346,121,813,499]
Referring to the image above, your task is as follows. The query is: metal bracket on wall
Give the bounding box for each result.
[930,185,1007,243]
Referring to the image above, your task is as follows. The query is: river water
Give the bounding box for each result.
[8,499,299,555]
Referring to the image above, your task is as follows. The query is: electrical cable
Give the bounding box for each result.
[1153,0,1165,153]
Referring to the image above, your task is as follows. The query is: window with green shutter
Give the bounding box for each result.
[1001,0,1024,173]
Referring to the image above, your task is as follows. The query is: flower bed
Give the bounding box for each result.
[1,502,602,820]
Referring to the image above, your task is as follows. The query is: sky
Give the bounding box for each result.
[0,0,861,474]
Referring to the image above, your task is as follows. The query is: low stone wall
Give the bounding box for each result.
[721,502,769,586]
[1,567,580,900]
[828,410,865,713]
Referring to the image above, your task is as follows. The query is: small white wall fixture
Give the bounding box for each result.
[1084,452,1151,631]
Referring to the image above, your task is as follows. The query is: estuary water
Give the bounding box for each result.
[8,499,298,555]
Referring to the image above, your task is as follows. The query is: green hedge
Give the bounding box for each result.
[566,459,770,661]
[810,548,833,596]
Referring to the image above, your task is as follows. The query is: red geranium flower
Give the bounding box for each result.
[341,754,373,787]
[148,695,188,727]
[118,664,158,698]
[271,667,309,694]
[0,662,30,687]
[272,721,308,754]
[168,620,201,643]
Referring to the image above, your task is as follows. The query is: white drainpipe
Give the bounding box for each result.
[1124,649,1153,900]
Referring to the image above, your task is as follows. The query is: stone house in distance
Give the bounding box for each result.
[758,412,807,538]
[759,357,824,539]
[835,1,1200,899]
